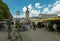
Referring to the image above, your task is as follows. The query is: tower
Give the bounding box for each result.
[16,11,20,20]
[25,8,29,19]
[25,8,30,25]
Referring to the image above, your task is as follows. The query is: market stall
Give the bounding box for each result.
[45,18,60,32]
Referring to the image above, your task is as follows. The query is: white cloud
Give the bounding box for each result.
[43,5,46,7]
[50,0,60,14]
[12,0,60,18]
[53,0,60,6]
[28,4,32,11]
[13,15,20,18]
[51,4,60,14]
[42,8,51,14]
[14,13,25,18]
[41,0,60,14]
[20,14,25,18]
[22,3,47,17]
[30,9,40,17]
[23,6,27,12]
[27,3,41,17]
[48,4,52,8]
[21,0,60,18]
[28,4,33,12]
[35,3,43,9]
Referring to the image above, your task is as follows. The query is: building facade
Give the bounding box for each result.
[39,14,58,19]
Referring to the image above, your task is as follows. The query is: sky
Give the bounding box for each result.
[3,0,60,18]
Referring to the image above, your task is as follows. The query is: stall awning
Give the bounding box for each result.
[46,18,60,21]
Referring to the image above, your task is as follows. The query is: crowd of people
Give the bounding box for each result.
[16,21,60,33]
[15,21,45,31]
[0,20,60,33]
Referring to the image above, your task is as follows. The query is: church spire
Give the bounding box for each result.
[26,8,29,14]
[25,8,29,19]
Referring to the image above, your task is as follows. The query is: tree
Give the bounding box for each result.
[0,0,12,20]
[0,0,12,39]
[58,16,60,18]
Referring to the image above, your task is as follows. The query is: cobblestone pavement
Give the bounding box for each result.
[20,29,60,41]
[0,31,21,41]
[0,31,8,41]
[0,28,60,41]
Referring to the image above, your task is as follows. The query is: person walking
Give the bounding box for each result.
[32,22,36,30]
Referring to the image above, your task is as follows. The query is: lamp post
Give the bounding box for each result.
[16,11,20,20]
[8,16,12,39]
[8,19,11,39]
[16,11,20,29]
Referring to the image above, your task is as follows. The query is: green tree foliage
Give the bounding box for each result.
[58,16,60,18]
[0,0,12,20]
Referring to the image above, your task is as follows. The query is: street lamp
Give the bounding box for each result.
[8,19,12,39]
[16,11,20,20]
[16,11,20,29]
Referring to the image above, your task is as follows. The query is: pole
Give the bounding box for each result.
[8,19,11,39]
[3,19,12,39]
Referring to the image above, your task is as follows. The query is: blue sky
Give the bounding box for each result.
[3,0,60,17]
